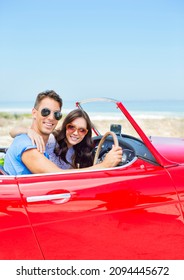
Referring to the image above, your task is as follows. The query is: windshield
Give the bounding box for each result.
[76,98,141,139]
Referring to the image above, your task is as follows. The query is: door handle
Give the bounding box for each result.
[26,193,71,203]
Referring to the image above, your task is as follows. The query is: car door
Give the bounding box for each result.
[0,175,43,259]
[17,158,184,260]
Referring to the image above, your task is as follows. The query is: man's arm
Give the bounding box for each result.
[22,149,64,173]
[22,145,123,173]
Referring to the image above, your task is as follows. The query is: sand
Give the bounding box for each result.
[0,114,183,147]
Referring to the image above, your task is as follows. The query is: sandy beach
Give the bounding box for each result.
[0,113,183,147]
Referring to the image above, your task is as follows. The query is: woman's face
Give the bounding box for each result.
[65,117,88,147]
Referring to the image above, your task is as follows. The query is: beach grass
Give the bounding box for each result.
[0,112,183,147]
[0,112,32,119]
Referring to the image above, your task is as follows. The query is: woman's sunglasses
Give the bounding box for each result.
[66,123,88,136]
[40,107,62,120]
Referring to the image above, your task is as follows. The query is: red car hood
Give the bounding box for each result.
[151,136,184,164]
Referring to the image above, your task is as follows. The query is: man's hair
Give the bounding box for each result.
[34,90,63,109]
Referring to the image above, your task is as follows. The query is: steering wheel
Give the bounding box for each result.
[93,131,119,165]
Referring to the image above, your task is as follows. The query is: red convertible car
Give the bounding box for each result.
[0,98,184,260]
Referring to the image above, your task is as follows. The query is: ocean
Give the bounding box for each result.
[0,99,183,119]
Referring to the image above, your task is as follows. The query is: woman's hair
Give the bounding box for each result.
[54,109,94,168]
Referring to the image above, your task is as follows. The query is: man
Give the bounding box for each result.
[4,90,122,175]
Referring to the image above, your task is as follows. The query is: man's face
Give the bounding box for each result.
[32,97,62,136]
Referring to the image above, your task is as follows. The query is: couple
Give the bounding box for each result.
[4,90,123,175]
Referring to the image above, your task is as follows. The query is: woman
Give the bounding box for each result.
[10,109,94,169]
[49,108,94,169]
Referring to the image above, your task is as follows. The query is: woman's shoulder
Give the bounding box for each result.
[48,133,56,144]
[46,134,56,154]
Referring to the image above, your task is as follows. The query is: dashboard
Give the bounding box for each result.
[93,133,157,166]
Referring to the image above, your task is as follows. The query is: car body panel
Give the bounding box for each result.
[0,176,43,259]
[15,158,184,259]
[151,136,184,163]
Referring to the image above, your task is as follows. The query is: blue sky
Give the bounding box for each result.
[0,0,183,103]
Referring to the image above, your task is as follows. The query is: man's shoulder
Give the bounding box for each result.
[14,133,32,143]
[4,134,36,175]
[11,134,36,150]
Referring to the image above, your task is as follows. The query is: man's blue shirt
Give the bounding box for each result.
[4,134,49,175]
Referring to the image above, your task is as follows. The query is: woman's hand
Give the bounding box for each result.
[102,145,123,167]
[27,128,45,153]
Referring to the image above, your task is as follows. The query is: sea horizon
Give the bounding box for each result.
[0,99,184,119]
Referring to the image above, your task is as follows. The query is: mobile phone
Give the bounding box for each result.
[110,124,122,135]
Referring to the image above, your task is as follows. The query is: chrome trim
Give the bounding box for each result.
[26,193,71,203]
[77,97,119,105]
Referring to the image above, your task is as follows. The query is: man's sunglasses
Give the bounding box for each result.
[40,107,62,120]
[66,123,88,136]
